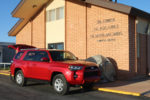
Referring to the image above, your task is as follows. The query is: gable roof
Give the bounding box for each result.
[8,0,150,36]
[85,0,150,20]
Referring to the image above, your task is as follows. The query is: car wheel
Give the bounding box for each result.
[15,70,26,87]
[52,74,69,95]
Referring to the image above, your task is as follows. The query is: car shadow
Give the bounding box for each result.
[68,88,95,95]
[22,80,95,95]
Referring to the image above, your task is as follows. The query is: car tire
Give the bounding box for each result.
[52,74,69,95]
[15,70,27,87]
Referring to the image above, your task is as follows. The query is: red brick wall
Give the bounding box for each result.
[129,16,136,73]
[66,0,131,71]
[16,8,46,48]
[86,4,129,71]
[32,8,46,48]
[16,22,32,45]
[65,0,87,59]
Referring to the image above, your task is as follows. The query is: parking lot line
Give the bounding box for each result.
[0,73,10,76]
[98,88,141,96]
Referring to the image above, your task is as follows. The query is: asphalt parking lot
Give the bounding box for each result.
[0,75,149,100]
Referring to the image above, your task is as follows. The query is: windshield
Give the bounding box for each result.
[49,51,77,61]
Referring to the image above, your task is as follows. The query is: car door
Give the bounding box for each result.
[24,51,51,80]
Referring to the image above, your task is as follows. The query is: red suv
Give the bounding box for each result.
[9,45,100,95]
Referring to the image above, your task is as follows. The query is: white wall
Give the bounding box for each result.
[46,0,65,48]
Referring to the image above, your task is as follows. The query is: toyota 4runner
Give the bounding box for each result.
[9,44,100,95]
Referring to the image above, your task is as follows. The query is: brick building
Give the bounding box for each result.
[9,0,150,78]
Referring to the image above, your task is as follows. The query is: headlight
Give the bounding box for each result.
[69,66,83,71]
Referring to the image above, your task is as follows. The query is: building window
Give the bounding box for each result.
[46,9,56,22]
[56,7,64,20]
[46,6,64,22]
[50,9,56,21]
[48,43,64,50]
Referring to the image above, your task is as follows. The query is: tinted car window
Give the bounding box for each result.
[49,51,76,61]
[24,51,49,62]
[15,51,24,60]
[23,51,36,61]
[34,51,49,62]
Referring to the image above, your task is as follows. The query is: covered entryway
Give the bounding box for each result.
[136,18,150,75]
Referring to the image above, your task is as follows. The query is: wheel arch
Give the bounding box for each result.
[14,67,25,77]
[50,71,63,85]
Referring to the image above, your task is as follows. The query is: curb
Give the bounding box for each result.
[97,88,141,97]
[0,73,10,76]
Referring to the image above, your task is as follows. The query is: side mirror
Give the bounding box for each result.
[41,57,50,62]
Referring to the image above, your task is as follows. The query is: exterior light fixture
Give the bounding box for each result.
[32,5,37,8]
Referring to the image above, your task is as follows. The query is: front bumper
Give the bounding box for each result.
[65,69,100,85]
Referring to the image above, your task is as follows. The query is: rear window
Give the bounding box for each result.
[15,51,24,60]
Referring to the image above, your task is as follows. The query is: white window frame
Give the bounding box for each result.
[46,6,64,22]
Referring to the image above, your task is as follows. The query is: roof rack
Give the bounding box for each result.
[20,48,39,51]
[20,48,61,51]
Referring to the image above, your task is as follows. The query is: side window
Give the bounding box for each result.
[48,42,64,50]
[23,51,36,61]
[35,51,49,62]
[15,51,24,60]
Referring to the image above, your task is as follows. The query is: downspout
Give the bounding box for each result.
[86,3,88,59]
[146,24,150,75]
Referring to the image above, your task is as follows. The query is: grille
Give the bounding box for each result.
[84,71,99,78]
[85,66,99,70]
[84,66,99,78]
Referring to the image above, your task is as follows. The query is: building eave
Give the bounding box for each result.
[85,0,150,21]
[9,0,49,36]
[8,19,27,36]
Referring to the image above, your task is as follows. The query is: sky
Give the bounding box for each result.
[0,0,150,43]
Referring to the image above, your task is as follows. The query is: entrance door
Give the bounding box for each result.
[137,33,148,75]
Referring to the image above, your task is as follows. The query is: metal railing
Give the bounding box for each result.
[0,63,11,70]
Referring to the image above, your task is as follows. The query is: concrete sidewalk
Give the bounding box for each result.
[95,77,150,97]
[1,70,150,97]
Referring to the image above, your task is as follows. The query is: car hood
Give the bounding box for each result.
[59,60,98,67]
